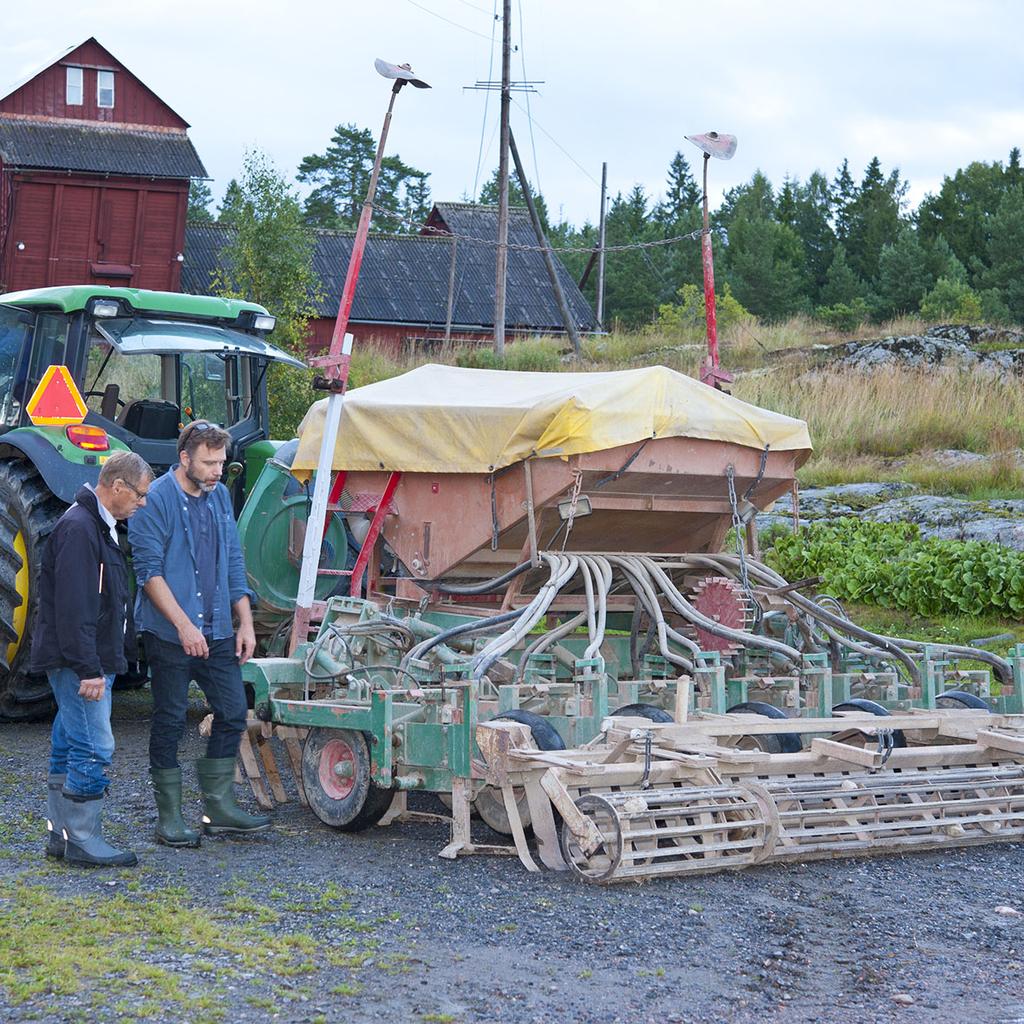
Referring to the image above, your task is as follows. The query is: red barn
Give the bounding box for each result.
[0,38,206,292]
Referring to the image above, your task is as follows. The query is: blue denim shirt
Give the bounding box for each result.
[128,468,256,643]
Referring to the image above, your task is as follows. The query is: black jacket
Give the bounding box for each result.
[29,486,135,679]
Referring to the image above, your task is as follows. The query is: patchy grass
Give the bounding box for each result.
[0,879,390,1020]
[843,603,1024,652]
[798,453,1024,499]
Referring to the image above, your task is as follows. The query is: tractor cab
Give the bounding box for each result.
[0,285,305,721]
[0,286,304,496]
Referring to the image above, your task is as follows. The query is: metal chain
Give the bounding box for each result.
[560,470,584,552]
[419,223,706,254]
[726,465,754,601]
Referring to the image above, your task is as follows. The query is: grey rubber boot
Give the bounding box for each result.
[62,794,138,868]
[151,767,201,848]
[46,773,66,859]
[196,757,272,835]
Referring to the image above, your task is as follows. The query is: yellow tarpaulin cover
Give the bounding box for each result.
[292,364,812,478]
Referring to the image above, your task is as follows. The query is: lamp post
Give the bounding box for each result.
[290,59,429,654]
[685,131,737,390]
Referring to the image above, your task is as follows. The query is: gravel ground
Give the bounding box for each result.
[1,689,1023,1024]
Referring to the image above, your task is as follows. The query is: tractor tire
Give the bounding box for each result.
[0,460,67,722]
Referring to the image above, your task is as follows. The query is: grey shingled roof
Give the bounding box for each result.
[182,207,596,334]
[0,117,206,178]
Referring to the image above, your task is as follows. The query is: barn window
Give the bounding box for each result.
[97,70,115,108]
[66,66,83,105]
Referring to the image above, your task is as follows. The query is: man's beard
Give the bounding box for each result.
[185,465,218,494]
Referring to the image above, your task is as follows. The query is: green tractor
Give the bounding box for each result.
[0,285,305,721]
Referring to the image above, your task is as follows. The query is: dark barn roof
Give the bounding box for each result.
[0,117,206,178]
[183,206,596,334]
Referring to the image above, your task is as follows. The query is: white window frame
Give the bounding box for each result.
[97,69,115,109]
[66,66,83,106]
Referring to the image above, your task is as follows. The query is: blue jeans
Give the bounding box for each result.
[47,668,115,798]
[143,634,248,769]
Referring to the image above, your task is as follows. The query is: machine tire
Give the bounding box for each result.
[832,698,907,748]
[936,689,992,711]
[611,702,674,723]
[0,460,66,722]
[476,710,566,836]
[726,701,802,754]
[301,727,395,832]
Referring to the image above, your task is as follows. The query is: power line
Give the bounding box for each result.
[419,223,704,253]
[405,0,496,40]
[516,0,542,196]
[509,96,601,188]
[452,0,498,14]
[472,0,500,198]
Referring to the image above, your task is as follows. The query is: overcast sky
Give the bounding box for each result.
[2,0,1022,228]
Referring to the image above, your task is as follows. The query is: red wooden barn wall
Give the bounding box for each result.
[1,169,187,292]
[0,39,186,129]
[306,317,521,357]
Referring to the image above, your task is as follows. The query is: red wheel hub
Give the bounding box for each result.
[318,737,357,799]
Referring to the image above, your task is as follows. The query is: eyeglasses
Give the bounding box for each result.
[118,478,149,501]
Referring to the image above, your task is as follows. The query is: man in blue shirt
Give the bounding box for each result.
[129,420,270,845]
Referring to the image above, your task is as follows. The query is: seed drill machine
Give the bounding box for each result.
[237,362,1024,884]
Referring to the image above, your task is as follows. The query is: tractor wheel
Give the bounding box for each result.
[725,701,803,754]
[301,727,395,832]
[475,710,566,836]
[611,702,675,723]
[0,461,66,722]
[831,698,907,749]
[936,689,992,711]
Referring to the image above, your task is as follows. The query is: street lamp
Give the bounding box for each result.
[291,59,429,654]
[685,131,737,389]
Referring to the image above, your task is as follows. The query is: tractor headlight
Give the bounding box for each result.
[91,300,120,318]
[252,314,276,332]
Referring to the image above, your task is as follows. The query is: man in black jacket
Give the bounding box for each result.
[30,450,153,868]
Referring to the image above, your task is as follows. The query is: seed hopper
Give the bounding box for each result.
[239,364,1024,884]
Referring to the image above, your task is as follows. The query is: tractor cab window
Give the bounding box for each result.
[85,339,167,434]
[180,351,235,427]
[0,305,34,427]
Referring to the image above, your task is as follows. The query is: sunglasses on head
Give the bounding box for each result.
[178,421,215,453]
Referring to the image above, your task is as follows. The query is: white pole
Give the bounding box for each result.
[293,333,352,615]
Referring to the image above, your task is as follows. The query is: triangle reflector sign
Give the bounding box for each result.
[25,365,88,426]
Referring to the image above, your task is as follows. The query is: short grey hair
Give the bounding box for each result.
[98,450,153,488]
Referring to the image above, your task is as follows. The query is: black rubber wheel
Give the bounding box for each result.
[832,698,907,748]
[726,701,802,754]
[476,710,566,835]
[0,460,66,721]
[936,689,992,711]
[611,702,674,723]
[301,727,394,832]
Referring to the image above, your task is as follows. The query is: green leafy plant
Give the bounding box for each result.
[765,518,1024,619]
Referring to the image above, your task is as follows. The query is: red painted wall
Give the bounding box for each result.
[305,316,523,358]
[1,171,187,292]
[0,39,187,129]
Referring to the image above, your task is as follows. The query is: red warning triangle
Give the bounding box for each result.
[25,365,88,426]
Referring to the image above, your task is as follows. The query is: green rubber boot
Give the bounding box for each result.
[151,767,201,848]
[196,757,272,835]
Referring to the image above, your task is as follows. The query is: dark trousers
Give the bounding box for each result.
[143,633,248,769]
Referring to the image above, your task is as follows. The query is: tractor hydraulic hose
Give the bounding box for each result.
[581,555,613,660]
[515,611,588,683]
[424,560,533,595]
[693,553,924,685]
[604,555,697,671]
[472,554,579,681]
[400,607,527,670]
[639,556,803,667]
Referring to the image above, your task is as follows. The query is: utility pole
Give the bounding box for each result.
[509,129,580,355]
[596,161,608,330]
[493,0,512,357]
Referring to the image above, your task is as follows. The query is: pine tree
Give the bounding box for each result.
[977,186,1024,321]
[844,157,906,284]
[217,179,245,226]
[818,247,864,307]
[297,123,431,232]
[874,227,934,319]
[831,159,858,243]
[790,172,836,303]
[187,180,215,225]
[724,216,806,320]
[661,152,702,222]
